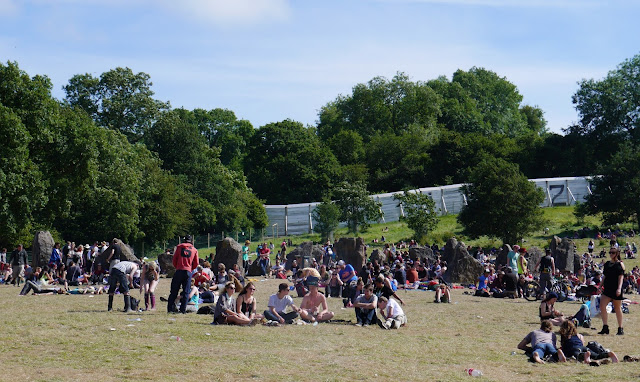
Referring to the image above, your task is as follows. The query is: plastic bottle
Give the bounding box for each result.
[169,336,181,341]
[465,368,483,377]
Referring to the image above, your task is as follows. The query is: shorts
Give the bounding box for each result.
[602,289,624,301]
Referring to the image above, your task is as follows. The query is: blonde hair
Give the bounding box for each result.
[303,267,320,278]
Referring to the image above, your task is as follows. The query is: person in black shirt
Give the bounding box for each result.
[598,247,625,335]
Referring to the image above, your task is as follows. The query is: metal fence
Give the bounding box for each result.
[265,176,593,236]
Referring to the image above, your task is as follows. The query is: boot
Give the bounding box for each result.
[124,295,133,313]
[108,295,114,311]
[617,327,624,335]
[150,293,156,311]
[598,325,609,335]
[144,293,150,310]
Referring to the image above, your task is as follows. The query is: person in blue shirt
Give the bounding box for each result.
[338,260,358,306]
[475,269,491,297]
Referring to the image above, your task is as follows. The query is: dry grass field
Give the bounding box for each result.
[2,275,640,382]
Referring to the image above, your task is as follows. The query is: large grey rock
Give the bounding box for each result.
[285,242,325,270]
[95,238,137,269]
[443,238,484,284]
[32,231,54,267]
[333,237,366,276]
[369,249,385,265]
[442,238,457,264]
[526,247,543,274]
[157,252,175,277]
[495,244,512,267]
[408,246,436,265]
[550,236,575,273]
[213,238,244,276]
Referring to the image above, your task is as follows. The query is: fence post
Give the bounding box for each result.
[284,206,288,236]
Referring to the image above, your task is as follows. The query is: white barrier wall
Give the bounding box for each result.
[264,176,592,236]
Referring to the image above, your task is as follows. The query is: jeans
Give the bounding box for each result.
[539,273,552,295]
[168,270,192,313]
[108,268,129,294]
[532,343,557,359]
[263,310,298,324]
[259,258,269,276]
[355,308,377,325]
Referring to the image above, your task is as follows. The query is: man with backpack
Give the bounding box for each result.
[536,248,556,297]
[167,235,199,314]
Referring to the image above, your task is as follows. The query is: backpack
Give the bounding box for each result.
[197,305,215,315]
[586,341,609,360]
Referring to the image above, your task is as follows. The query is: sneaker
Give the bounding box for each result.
[363,324,369,327]
[355,322,363,327]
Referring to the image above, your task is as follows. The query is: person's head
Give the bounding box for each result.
[183,235,193,243]
[222,281,236,296]
[356,277,364,288]
[545,248,552,257]
[218,263,226,272]
[306,276,319,291]
[203,261,211,269]
[239,282,256,296]
[609,247,621,262]
[17,244,23,250]
[543,292,558,304]
[377,296,388,309]
[540,320,553,333]
[303,267,320,278]
[245,240,251,245]
[278,282,290,295]
[364,283,374,297]
[375,275,385,286]
[338,260,345,269]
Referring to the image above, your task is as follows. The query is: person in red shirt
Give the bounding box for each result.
[168,235,199,313]
[406,262,419,285]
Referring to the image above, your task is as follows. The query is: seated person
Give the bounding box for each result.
[294,270,308,297]
[230,264,245,284]
[263,283,300,325]
[353,283,378,326]
[270,259,284,278]
[490,271,506,297]
[327,271,343,297]
[176,279,199,313]
[373,275,405,305]
[434,283,451,303]
[559,320,618,364]
[518,320,567,364]
[299,276,334,323]
[377,296,406,329]
[65,260,83,289]
[475,269,491,297]
[211,282,252,325]
[406,263,419,286]
[539,292,565,326]
[416,262,429,282]
[193,266,211,288]
[503,267,519,298]
[90,263,107,284]
[236,282,262,322]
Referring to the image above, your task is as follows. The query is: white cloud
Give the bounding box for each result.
[158,0,291,26]
[0,0,18,16]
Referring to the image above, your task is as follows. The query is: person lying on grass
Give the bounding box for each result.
[559,320,618,365]
[518,320,567,364]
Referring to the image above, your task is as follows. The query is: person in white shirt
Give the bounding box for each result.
[377,296,406,329]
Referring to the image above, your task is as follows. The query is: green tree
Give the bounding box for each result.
[579,147,640,231]
[317,72,441,143]
[64,67,169,140]
[457,157,545,244]
[312,200,341,242]
[333,182,383,234]
[393,190,439,240]
[245,120,340,204]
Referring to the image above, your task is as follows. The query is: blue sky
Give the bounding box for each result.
[1,0,639,133]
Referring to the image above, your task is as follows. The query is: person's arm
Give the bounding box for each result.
[188,286,197,300]
[172,249,179,269]
[391,291,404,305]
[534,259,541,273]
[517,334,531,350]
[236,295,243,314]
[617,270,624,296]
[191,251,199,271]
[153,268,159,282]
[319,295,330,315]
[139,268,146,292]
[249,299,257,320]
[551,258,556,275]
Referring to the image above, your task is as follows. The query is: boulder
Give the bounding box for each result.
[408,246,436,265]
[333,237,366,276]
[114,239,137,262]
[443,238,484,284]
[246,260,264,277]
[525,247,543,274]
[32,231,55,267]
[213,237,244,276]
[157,252,175,277]
[285,242,325,270]
[94,239,138,269]
[369,249,385,265]
[550,236,575,273]
[495,244,512,267]
[442,238,457,264]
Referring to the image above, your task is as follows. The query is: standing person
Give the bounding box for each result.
[588,239,595,254]
[108,260,140,313]
[517,247,528,276]
[263,283,301,325]
[507,245,520,273]
[140,261,160,311]
[598,247,626,335]
[299,276,334,323]
[280,239,287,259]
[49,243,62,268]
[535,249,556,296]
[105,239,122,273]
[241,240,250,274]
[9,244,28,287]
[338,260,358,306]
[0,247,7,264]
[168,235,199,314]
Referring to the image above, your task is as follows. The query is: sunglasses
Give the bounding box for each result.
[249,288,256,291]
